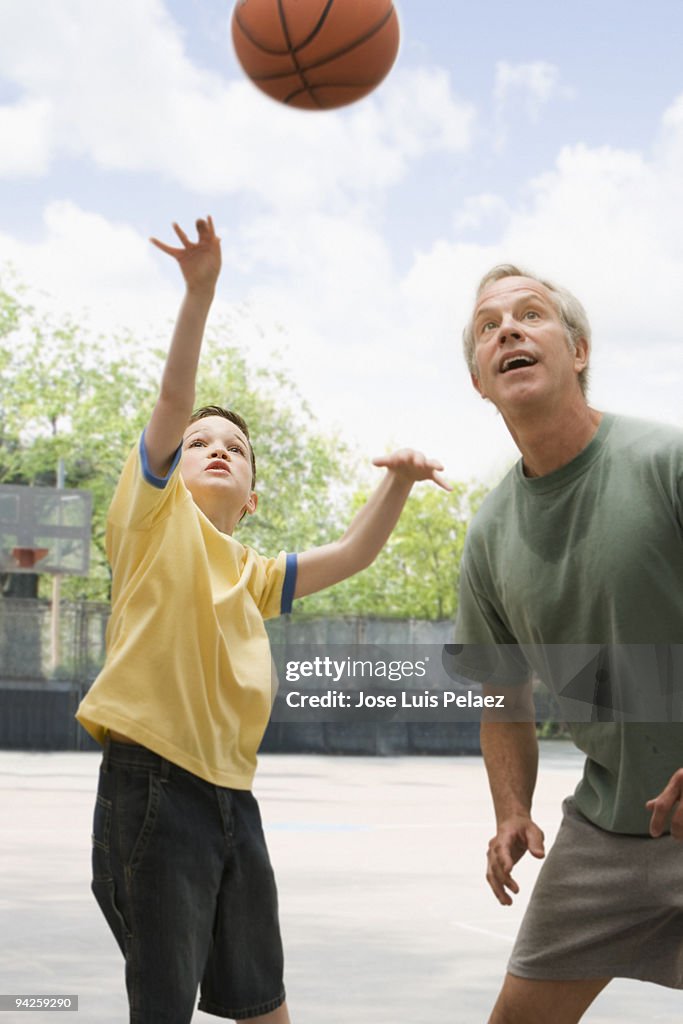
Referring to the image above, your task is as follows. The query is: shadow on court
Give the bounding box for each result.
[0,743,680,1022]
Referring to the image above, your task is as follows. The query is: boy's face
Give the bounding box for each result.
[180,415,257,521]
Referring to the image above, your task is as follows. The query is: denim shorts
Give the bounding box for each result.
[91,740,286,1022]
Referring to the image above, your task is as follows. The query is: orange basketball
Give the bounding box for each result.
[231,0,400,110]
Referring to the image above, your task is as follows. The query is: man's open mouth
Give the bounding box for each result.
[500,354,538,374]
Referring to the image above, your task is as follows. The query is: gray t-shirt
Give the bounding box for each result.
[455,412,683,834]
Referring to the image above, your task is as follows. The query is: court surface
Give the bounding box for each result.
[0,742,680,1023]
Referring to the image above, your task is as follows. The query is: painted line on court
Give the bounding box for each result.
[451,922,517,943]
[268,822,371,832]
[268,820,489,832]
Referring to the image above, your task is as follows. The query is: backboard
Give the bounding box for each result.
[0,484,92,575]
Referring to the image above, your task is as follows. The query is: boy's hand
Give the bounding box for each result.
[294,448,451,599]
[150,216,221,295]
[373,449,452,491]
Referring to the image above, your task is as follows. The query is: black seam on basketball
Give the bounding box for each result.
[291,0,336,53]
[234,1,335,57]
[234,9,292,56]
[284,82,376,104]
[300,5,395,67]
[277,0,324,109]
[252,5,397,82]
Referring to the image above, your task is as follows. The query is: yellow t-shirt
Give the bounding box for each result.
[76,435,297,788]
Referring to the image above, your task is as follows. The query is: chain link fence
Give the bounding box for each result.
[0,600,564,752]
[0,599,484,752]
[0,599,457,685]
[0,597,109,683]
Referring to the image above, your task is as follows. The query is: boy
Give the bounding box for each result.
[76,217,448,1024]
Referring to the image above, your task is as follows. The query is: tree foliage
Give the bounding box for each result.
[295,481,485,619]
[0,279,350,600]
[0,275,485,618]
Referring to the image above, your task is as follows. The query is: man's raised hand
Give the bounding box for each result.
[151,216,222,295]
[373,449,452,491]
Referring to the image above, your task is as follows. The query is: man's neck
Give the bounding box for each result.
[503,401,603,478]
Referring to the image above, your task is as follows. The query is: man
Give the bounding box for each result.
[453,264,683,1023]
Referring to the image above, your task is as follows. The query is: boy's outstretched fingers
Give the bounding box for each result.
[149,215,222,291]
[646,768,683,839]
[150,217,219,257]
[373,449,452,491]
[149,228,183,258]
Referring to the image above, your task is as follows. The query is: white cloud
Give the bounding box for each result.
[4,82,683,484]
[0,201,176,330]
[408,97,683,436]
[494,61,571,122]
[0,97,52,177]
[0,0,474,206]
[0,195,500,482]
[454,194,511,232]
[2,2,682,485]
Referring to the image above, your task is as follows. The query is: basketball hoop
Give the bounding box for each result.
[10,546,50,570]
[0,483,92,576]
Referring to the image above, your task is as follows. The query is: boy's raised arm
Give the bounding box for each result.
[145,217,222,478]
[294,449,451,599]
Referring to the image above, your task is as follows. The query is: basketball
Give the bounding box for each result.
[231,0,400,110]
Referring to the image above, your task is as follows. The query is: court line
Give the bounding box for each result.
[450,921,516,943]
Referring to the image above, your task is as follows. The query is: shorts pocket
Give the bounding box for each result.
[117,768,162,877]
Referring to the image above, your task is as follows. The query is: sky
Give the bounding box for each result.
[1,0,683,485]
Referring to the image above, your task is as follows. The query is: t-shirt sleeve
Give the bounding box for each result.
[107,432,184,533]
[247,550,298,620]
[451,542,530,685]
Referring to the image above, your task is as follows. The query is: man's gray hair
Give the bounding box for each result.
[462,264,592,397]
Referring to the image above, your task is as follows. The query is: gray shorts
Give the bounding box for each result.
[509,797,683,989]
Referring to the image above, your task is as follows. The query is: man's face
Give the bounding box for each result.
[180,415,256,518]
[470,276,588,413]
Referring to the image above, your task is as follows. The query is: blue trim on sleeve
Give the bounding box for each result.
[281,553,298,615]
[139,430,183,490]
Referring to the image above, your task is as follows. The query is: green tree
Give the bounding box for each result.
[295,480,486,619]
[0,301,156,598]
[0,275,486,619]
[192,330,351,556]
[0,279,351,600]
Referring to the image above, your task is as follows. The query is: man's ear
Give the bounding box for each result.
[471,372,487,400]
[573,336,589,374]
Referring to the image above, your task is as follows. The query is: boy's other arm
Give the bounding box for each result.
[293,449,450,599]
[145,217,222,478]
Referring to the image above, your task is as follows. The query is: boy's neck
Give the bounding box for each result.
[195,495,241,535]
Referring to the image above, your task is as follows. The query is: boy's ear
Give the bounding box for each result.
[244,491,258,516]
